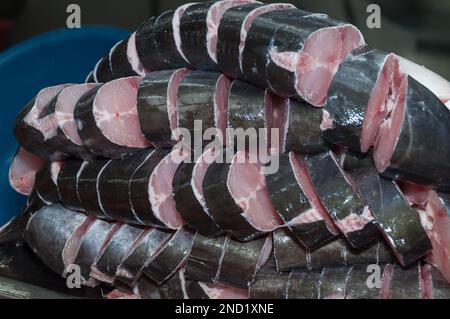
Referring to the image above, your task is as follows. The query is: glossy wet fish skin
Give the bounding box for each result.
[173,162,223,237]
[143,227,195,285]
[203,162,263,242]
[267,155,336,249]
[216,3,264,79]
[323,47,389,152]
[184,234,228,284]
[379,77,450,192]
[137,70,179,147]
[25,204,88,275]
[344,153,432,267]
[179,2,218,71]
[306,151,380,248]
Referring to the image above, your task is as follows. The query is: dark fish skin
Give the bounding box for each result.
[306,151,380,248]
[241,10,284,89]
[273,229,309,271]
[346,265,384,299]
[155,10,190,70]
[57,160,85,211]
[92,224,146,284]
[319,267,350,299]
[342,150,374,172]
[228,80,265,129]
[241,9,309,92]
[27,187,47,214]
[72,219,118,286]
[110,37,138,78]
[379,77,450,192]
[203,162,263,242]
[288,272,320,299]
[136,276,163,299]
[98,151,154,225]
[25,204,88,275]
[14,95,65,162]
[184,234,228,284]
[216,3,263,78]
[265,10,322,98]
[344,153,432,267]
[137,271,202,299]
[41,93,94,161]
[116,228,173,287]
[323,48,389,152]
[85,72,95,84]
[172,162,223,236]
[184,280,210,299]
[95,55,115,83]
[35,163,60,204]
[137,70,180,148]
[77,159,111,219]
[249,272,290,299]
[250,265,432,299]
[143,227,195,285]
[135,16,158,72]
[177,71,222,146]
[129,149,170,227]
[266,154,336,249]
[251,257,294,298]
[387,264,421,299]
[346,241,394,266]
[179,2,218,71]
[285,99,328,154]
[273,229,394,272]
[253,259,320,299]
[54,128,95,162]
[217,236,269,289]
[227,80,266,148]
[157,271,186,299]
[74,86,141,159]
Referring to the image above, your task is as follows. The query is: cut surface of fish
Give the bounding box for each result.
[241,9,365,106]
[305,151,379,248]
[9,148,46,196]
[75,76,151,158]
[322,48,402,153]
[344,152,432,267]
[203,151,282,241]
[54,83,100,160]
[423,191,450,284]
[374,76,450,192]
[14,84,70,161]
[266,153,336,249]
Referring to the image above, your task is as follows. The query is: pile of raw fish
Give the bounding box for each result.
[5,0,450,299]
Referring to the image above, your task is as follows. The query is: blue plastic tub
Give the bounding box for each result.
[0,27,129,226]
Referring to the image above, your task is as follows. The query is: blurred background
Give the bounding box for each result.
[1,0,449,77]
